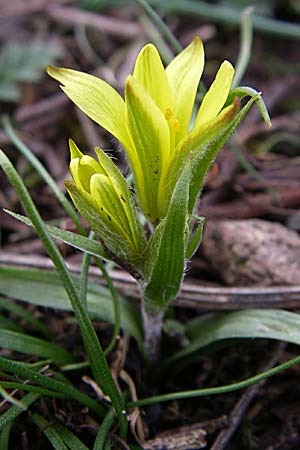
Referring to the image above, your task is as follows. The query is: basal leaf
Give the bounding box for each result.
[0,267,143,345]
[169,309,300,363]
[0,329,74,366]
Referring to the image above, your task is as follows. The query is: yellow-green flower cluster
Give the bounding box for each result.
[66,139,146,267]
[48,37,236,224]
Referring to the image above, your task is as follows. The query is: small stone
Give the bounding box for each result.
[202,219,300,286]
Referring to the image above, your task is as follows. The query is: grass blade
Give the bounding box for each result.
[0,356,106,417]
[0,149,127,435]
[0,392,40,432]
[0,329,74,365]
[0,424,12,450]
[54,423,90,450]
[173,309,300,362]
[2,115,85,234]
[31,413,69,450]
[0,381,67,399]
[128,356,300,407]
[0,267,143,345]
[0,314,24,333]
[0,295,52,338]
[93,409,115,450]
[151,0,300,39]
[0,385,27,410]
[4,210,106,259]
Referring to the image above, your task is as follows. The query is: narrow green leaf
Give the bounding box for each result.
[143,160,191,313]
[0,314,23,333]
[0,328,74,365]
[0,267,143,345]
[53,424,90,450]
[4,210,106,259]
[128,355,300,407]
[31,413,69,450]
[0,295,52,339]
[93,409,115,450]
[0,356,106,417]
[0,392,40,432]
[170,309,300,363]
[0,381,67,399]
[0,150,127,436]
[185,216,205,260]
[2,116,84,234]
[0,424,11,450]
[0,385,27,410]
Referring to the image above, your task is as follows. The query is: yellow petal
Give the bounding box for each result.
[125,76,170,222]
[165,37,204,143]
[47,66,129,147]
[194,60,235,128]
[69,140,103,193]
[133,44,173,114]
[94,147,146,253]
[69,138,84,159]
[90,174,130,242]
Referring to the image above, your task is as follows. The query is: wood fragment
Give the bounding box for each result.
[143,416,227,450]
[47,6,142,38]
[2,253,300,310]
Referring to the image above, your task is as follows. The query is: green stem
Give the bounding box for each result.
[150,0,300,39]
[1,115,85,234]
[31,413,69,450]
[0,392,40,432]
[0,424,11,450]
[0,356,105,416]
[127,356,300,407]
[93,409,115,450]
[136,0,182,54]
[141,304,164,362]
[232,7,253,88]
[80,231,94,310]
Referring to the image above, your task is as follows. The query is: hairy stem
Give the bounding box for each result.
[142,304,164,362]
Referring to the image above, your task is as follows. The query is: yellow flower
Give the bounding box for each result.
[66,139,146,268]
[48,37,236,223]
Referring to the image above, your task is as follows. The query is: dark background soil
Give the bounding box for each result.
[0,1,300,449]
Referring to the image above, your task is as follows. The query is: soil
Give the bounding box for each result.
[0,1,300,449]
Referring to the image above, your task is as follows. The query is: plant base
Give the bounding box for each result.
[142,305,164,362]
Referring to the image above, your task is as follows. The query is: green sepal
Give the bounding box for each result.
[65,180,143,275]
[143,159,191,314]
[185,216,205,260]
[158,100,239,218]
[226,86,271,127]
[189,95,260,213]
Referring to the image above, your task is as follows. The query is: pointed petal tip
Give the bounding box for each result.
[47,65,61,80]
[221,59,235,73]
[191,35,204,51]
[138,42,157,55]
[69,139,83,160]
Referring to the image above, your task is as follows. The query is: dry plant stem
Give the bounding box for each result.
[142,304,164,362]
